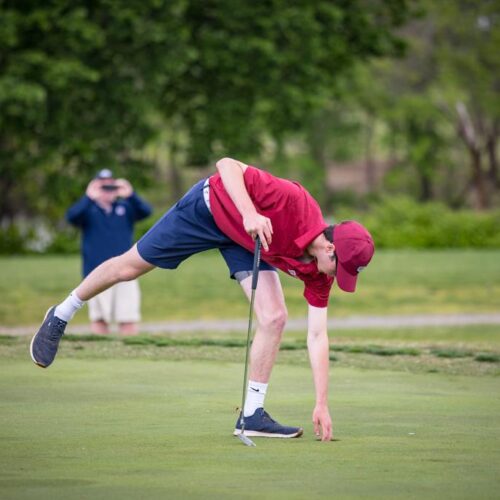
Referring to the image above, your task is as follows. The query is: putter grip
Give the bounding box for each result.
[251,237,262,290]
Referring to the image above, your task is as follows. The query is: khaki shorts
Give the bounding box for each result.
[88,280,141,324]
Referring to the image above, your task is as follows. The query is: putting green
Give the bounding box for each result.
[1,359,499,499]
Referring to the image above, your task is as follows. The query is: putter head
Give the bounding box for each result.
[238,433,256,447]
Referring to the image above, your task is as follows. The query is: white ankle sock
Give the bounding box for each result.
[244,380,268,417]
[54,290,85,322]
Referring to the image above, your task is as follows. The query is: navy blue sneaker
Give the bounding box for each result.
[30,306,67,368]
[233,408,303,438]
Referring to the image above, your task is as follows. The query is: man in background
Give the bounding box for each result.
[66,169,152,335]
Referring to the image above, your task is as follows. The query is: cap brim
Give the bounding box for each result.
[336,262,358,293]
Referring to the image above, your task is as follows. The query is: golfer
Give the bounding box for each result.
[31,157,374,442]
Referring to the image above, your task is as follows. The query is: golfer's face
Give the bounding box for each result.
[327,251,338,277]
[317,247,337,277]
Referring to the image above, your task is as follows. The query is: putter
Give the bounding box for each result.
[237,236,262,447]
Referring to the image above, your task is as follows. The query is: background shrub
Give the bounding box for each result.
[336,196,500,249]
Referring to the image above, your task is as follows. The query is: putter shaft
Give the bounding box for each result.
[238,237,261,447]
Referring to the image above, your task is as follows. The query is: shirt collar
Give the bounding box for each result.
[293,223,328,252]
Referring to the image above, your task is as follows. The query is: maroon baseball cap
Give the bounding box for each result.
[331,221,374,293]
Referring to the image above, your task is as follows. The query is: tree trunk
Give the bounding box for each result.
[455,102,490,209]
[305,115,328,206]
[418,171,432,202]
[308,115,327,172]
[364,115,376,192]
[469,148,489,209]
[168,133,184,202]
[486,120,499,190]
[0,134,17,222]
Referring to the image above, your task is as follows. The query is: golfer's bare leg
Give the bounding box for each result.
[239,271,287,383]
[76,244,155,301]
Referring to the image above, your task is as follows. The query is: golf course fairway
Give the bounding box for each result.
[1,358,499,499]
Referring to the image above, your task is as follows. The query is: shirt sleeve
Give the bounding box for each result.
[126,192,153,221]
[303,274,334,308]
[66,195,93,227]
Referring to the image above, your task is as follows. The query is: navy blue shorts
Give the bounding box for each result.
[136,179,276,278]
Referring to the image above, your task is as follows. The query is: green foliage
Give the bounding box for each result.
[0,222,80,254]
[0,224,30,254]
[309,0,500,209]
[45,227,80,254]
[171,0,411,159]
[5,193,499,254]
[1,0,413,228]
[0,0,186,221]
[354,196,500,248]
[435,0,500,120]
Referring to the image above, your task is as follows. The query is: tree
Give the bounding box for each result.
[319,0,500,209]
[0,0,186,221]
[0,0,414,229]
[163,0,412,163]
[434,0,500,208]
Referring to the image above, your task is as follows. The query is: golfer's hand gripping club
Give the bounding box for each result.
[242,213,272,251]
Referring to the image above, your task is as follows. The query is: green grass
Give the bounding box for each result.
[2,250,499,498]
[1,249,500,326]
[1,358,499,499]
[2,321,499,496]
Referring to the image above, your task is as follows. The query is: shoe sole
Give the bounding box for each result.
[29,307,53,368]
[233,428,303,438]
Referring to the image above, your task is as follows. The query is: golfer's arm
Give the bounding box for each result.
[215,157,256,217]
[307,305,330,406]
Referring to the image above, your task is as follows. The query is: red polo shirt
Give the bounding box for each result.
[209,166,333,307]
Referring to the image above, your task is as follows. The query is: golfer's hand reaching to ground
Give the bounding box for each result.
[312,404,333,442]
[243,212,273,251]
